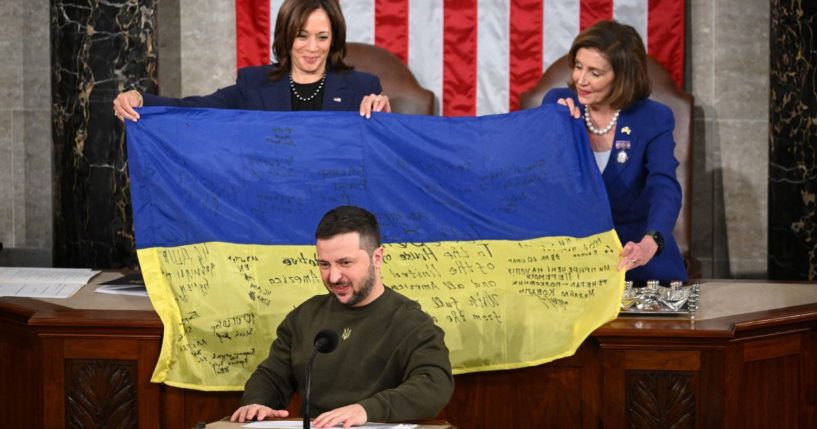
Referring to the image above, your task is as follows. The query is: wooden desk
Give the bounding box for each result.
[203,418,454,428]
[2,275,816,428]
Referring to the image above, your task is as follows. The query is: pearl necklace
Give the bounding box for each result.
[584,106,621,135]
[289,73,326,102]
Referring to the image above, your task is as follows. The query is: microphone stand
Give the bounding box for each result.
[303,348,320,429]
[303,329,337,429]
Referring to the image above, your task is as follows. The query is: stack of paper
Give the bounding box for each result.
[95,273,147,297]
[0,267,99,299]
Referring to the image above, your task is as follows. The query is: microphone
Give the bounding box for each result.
[304,329,338,429]
[313,329,339,353]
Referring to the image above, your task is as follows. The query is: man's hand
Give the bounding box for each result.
[230,404,289,423]
[312,403,368,428]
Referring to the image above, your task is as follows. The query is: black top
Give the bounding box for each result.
[290,80,325,111]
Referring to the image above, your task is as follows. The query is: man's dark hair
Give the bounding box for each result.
[315,206,382,253]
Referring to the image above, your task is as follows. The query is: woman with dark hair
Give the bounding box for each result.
[541,20,687,283]
[113,0,390,120]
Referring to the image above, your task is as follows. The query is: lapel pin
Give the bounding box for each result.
[621,126,631,135]
[333,97,342,103]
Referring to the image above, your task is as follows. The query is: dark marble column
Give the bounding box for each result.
[769,1,817,280]
[52,0,157,268]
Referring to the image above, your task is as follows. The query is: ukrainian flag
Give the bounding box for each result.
[127,106,623,390]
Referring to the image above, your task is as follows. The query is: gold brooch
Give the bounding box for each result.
[621,126,631,135]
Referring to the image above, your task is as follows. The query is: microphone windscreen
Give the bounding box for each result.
[313,329,339,353]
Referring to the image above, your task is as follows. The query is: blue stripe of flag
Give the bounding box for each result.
[126,106,611,248]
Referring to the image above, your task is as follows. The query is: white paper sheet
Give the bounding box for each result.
[95,284,149,297]
[0,282,87,299]
[242,422,417,429]
[0,267,99,298]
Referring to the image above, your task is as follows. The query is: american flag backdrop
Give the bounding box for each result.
[235,0,685,116]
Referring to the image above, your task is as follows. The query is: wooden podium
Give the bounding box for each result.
[2,273,816,428]
[203,419,454,428]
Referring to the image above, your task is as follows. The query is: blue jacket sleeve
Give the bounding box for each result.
[342,71,382,109]
[366,74,382,95]
[541,88,575,106]
[641,103,682,239]
[141,68,257,109]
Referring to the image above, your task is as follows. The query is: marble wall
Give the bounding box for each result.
[50,0,157,268]
[178,0,235,97]
[0,1,52,266]
[769,0,817,280]
[155,0,236,98]
[689,0,770,278]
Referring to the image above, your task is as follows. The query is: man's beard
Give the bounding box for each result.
[341,262,376,307]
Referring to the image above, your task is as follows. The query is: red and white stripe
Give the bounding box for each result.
[236,0,684,116]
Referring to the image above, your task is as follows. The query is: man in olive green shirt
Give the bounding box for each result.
[231,206,454,427]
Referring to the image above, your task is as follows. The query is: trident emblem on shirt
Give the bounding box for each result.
[341,327,352,340]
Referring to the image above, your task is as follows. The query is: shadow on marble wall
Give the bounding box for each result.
[157,0,181,98]
[0,248,52,267]
[0,1,53,267]
[692,101,768,279]
[691,105,731,278]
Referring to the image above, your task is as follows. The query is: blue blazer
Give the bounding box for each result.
[142,66,382,112]
[543,88,687,283]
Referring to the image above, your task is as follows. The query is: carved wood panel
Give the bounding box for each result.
[625,371,695,429]
[65,359,137,429]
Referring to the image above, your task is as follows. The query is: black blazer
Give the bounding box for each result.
[142,66,382,112]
